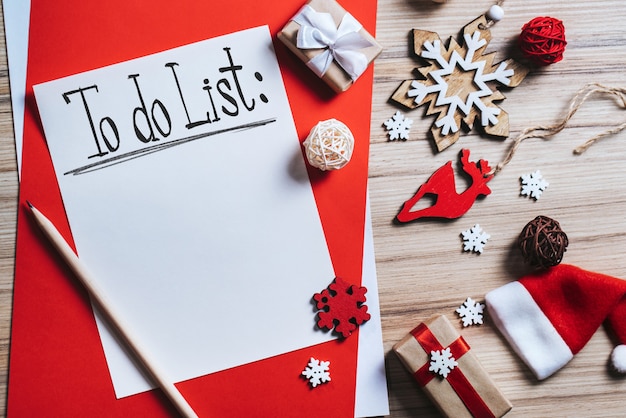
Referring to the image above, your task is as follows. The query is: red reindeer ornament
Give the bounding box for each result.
[396,149,493,222]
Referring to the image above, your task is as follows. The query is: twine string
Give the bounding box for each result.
[487,83,626,177]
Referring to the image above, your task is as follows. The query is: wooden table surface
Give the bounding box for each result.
[1,0,625,416]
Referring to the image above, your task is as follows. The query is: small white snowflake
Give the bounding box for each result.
[461,224,490,254]
[429,348,458,378]
[520,170,549,199]
[456,297,485,326]
[301,357,331,388]
[384,110,413,141]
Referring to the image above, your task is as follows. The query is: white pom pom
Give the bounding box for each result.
[487,5,505,22]
[611,345,626,373]
[303,119,354,171]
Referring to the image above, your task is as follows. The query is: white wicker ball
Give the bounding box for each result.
[302,119,354,171]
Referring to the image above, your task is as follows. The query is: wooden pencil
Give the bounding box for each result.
[26,201,199,418]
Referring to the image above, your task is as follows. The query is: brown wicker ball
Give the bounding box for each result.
[518,216,568,269]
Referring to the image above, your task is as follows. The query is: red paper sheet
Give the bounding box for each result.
[9,0,377,416]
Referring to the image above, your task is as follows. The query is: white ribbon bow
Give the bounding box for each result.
[293,5,373,81]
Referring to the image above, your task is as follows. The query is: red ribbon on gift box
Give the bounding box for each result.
[410,323,495,418]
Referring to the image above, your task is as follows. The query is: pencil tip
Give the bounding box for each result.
[26,200,34,209]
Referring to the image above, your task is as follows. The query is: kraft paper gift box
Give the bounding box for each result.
[277,0,383,92]
[393,315,512,418]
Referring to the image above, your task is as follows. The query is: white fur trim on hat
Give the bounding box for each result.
[485,281,573,380]
[611,344,626,373]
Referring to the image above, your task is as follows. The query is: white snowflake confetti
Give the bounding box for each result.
[461,224,490,254]
[301,357,331,388]
[520,170,549,199]
[384,110,413,141]
[456,297,485,326]
[407,31,514,136]
[429,347,458,378]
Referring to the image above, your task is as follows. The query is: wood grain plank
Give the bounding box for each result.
[371,1,626,416]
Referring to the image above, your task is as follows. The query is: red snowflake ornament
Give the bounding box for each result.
[313,277,370,338]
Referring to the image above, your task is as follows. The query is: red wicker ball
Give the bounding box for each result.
[519,16,567,66]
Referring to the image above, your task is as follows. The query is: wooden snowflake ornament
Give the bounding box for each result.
[391,15,529,151]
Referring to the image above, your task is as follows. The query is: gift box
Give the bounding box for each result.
[277,0,383,92]
[393,315,512,418]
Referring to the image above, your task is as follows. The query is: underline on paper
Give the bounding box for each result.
[64,117,278,176]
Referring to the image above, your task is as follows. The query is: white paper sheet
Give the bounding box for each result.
[355,192,390,417]
[3,0,31,179]
[34,26,337,397]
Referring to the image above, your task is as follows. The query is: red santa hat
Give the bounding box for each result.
[485,264,626,380]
